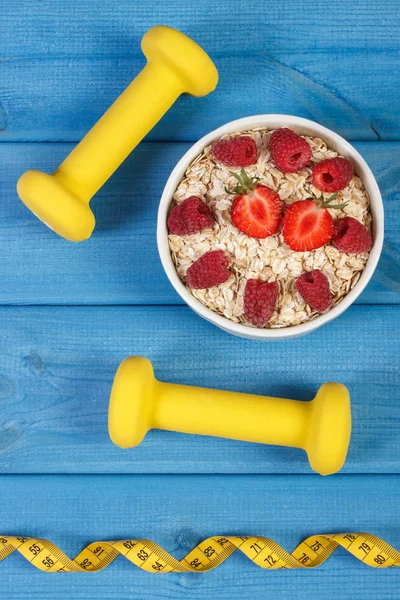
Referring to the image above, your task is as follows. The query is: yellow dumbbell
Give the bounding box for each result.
[108,357,351,476]
[16,26,218,242]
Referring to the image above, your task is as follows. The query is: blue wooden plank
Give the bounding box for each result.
[0,141,398,305]
[0,474,399,598]
[0,304,398,474]
[1,0,399,55]
[2,53,400,141]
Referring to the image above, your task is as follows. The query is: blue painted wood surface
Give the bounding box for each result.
[0,305,399,474]
[0,142,399,305]
[0,0,400,598]
[3,54,400,141]
[1,3,399,140]
[3,0,399,55]
[1,475,400,598]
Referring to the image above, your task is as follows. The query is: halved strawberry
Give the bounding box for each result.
[227,170,282,239]
[283,197,341,252]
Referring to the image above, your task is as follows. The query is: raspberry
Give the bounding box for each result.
[332,217,372,254]
[244,279,278,327]
[167,196,214,235]
[212,136,258,167]
[269,128,312,173]
[313,157,353,192]
[296,270,332,312]
[186,250,230,289]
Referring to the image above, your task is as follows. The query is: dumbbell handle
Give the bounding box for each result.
[153,382,308,449]
[55,61,182,202]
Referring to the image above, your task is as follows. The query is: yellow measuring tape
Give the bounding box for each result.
[0,533,399,572]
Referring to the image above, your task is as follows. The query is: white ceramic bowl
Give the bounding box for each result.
[157,115,384,340]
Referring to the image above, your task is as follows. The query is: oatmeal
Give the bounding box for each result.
[167,128,372,329]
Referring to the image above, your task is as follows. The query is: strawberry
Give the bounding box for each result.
[282,193,346,251]
[212,136,258,167]
[227,169,282,239]
[269,128,312,173]
[244,279,278,327]
[313,157,353,192]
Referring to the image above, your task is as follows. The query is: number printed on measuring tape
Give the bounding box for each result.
[0,533,398,573]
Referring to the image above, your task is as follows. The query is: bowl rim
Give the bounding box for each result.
[157,114,384,340]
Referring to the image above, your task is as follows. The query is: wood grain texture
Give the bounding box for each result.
[1,474,399,598]
[0,305,398,474]
[1,53,399,141]
[1,0,399,55]
[1,141,399,305]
